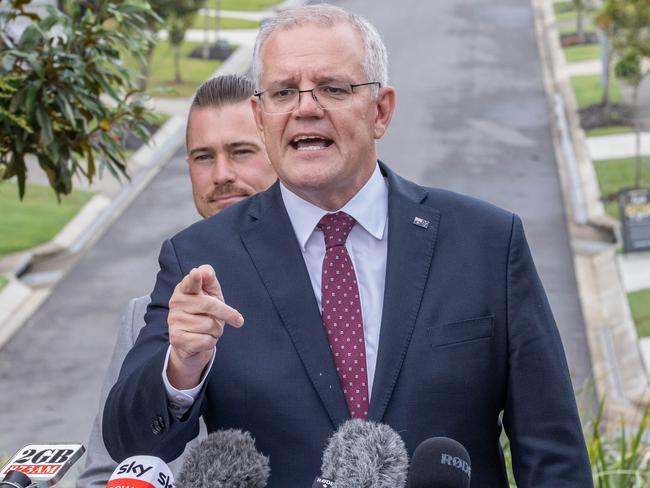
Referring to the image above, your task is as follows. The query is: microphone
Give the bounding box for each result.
[316,419,409,488]
[407,437,471,488]
[106,455,175,488]
[176,429,270,488]
[0,443,85,487]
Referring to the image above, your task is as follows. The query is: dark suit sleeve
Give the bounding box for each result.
[503,215,593,486]
[102,239,206,463]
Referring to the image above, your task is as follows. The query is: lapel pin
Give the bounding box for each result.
[413,217,429,229]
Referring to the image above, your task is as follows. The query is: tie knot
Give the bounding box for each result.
[318,211,356,249]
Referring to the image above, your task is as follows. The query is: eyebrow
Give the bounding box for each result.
[188,146,213,157]
[267,74,349,88]
[188,141,261,156]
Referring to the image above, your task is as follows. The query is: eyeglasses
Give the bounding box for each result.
[254,82,381,114]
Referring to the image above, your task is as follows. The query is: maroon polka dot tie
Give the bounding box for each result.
[317,211,369,419]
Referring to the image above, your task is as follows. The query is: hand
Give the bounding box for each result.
[167,264,243,389]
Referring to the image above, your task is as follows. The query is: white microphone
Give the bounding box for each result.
[106,455,174,488]
[0,443,85,487]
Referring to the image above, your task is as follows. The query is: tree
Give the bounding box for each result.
[596,0,650,188]
[0,0,159,199]
[572,0,594,42]
[167,0,205,84]
[615,50,646,188]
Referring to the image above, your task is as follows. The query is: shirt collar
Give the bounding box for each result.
[280,163,388,251]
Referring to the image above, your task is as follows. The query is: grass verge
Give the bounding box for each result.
[0,275,8,292]
[192,15,260,30]
[571,74,622,108]
[124,41,224,98]
[630,289,650,337]
[586,125,634,137]
[593,157,650,219]
[559,24,596,36]
[219,0,282,10]
[0,183,94,256]
[564,43,600,63]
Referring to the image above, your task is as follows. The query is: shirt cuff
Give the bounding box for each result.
[162,345,215,418]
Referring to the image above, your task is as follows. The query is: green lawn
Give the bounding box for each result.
[630,288,650,337]
[0,183,94,256]
[593,157,650,219]
[125,41,224,98]
[571,74,622,108]
[553,1,575,15]
[564,43,600,63]
[0,275,8,292]
[559,24,596,36]
[192,15,260,30]
[586,125,634,137]
[220,0,282,10]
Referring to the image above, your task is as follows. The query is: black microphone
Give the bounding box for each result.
[176,429,270,488]
[0,470,31,488]
[315,419,409,488]
[407,437,471,488]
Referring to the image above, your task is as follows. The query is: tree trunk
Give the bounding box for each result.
[174,44,182,84]
[599,33,610,111]
[633,84,641,188]
[202,7,210,59]
[138,42,155,91]
[576,8,584,42]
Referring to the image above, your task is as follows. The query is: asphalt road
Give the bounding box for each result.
[0,0,593,474]
[333,0,593,390]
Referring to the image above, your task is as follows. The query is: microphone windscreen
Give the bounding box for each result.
[407,437,471,488]
[321,419,408,488]
[176,429,269,488]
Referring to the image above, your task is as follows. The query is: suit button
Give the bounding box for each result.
[151,415,165,435]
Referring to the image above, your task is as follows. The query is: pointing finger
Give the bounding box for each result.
[197,264,223,298]
[181,268,203,295]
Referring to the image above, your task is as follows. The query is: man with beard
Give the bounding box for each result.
[77,74,276,488]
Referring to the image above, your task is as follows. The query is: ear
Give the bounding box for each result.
[251,95,266,145]
[373,86,396,139]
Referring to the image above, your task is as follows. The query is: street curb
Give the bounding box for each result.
[0,44,254,350]
[531,0,649,425]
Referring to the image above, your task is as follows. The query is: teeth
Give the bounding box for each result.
[297,145,326,151]
[292,135,325,143]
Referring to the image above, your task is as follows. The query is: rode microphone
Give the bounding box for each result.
[315,419,409,488]
[0,443,85,487]
[106,455,175,488]
[407,437,471,488]
[176,429,269,488]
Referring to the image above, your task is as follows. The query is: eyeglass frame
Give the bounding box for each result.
[253,81,381,114]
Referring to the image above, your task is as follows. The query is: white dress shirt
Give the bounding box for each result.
[164,163,389,412]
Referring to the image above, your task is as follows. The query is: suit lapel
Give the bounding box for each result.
[369,164,441,421]
[240,183,349,427]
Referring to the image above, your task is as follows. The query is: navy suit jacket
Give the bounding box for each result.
[103,163,592,487]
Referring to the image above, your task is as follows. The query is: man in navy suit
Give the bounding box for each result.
[104,4,593,486]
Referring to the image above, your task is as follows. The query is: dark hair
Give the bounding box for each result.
[191,74,255,109]
[186,74,256,147]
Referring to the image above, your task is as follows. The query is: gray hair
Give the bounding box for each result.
[252,4,388,96]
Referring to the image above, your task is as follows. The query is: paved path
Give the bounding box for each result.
[587,132,650,160]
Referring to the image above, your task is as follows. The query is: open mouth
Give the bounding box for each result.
[289,135,334,151]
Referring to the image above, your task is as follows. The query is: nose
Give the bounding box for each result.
[211,154,236,185]
[294,89,323,117]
